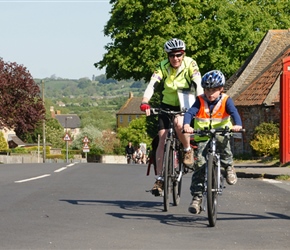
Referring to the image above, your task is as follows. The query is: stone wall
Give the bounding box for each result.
[0,155,127,164]
[0,155,40,164]
[100,155,127,164]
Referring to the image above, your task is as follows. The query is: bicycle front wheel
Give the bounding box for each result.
[163,140,173,212]
[206,153,218,227]
[172,149,182,206]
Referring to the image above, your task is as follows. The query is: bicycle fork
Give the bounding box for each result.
[215,154,224,194]
[201,154,224,212]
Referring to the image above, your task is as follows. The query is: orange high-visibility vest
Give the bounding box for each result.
[194,94,232,141]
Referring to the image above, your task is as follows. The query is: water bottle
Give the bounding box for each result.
[174,151,179,168]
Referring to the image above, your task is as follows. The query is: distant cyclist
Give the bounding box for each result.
[125,142,134,164]
[140,38,203,196]
[134,146,145,164]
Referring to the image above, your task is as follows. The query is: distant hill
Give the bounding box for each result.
[34,74,147,116]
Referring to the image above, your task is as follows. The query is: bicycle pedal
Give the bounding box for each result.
[147,189,163,197]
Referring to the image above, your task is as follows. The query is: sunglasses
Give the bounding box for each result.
[168,53,184,58]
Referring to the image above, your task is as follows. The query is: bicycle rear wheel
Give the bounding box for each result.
[206,153,218,227]
[163,140,173,212]
[172,149,182,206]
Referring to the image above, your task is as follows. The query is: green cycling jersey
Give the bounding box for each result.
[143,56,202,106]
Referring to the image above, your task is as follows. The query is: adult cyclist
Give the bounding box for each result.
[125,142,134,164]
[140,38,203,196]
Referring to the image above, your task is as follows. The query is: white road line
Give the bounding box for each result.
[15,174,51,183]
[54,162,77,172]
[262,179,282,184]
[54,167,67,173]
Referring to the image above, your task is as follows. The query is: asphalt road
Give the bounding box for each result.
[0,163,289,250]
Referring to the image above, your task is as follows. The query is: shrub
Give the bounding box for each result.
[250,122,279,158]
[11,147,27,153]
[46,154,65,159]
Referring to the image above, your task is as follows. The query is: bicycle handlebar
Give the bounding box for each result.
[185,127,245,137]
[150,108,185,116]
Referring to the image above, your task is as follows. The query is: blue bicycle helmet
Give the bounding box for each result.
[201,70,225,89]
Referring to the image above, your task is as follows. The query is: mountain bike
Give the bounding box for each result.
[190,127,244,227]
[150,108,188,212]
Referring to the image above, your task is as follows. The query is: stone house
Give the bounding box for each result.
[116,92,144,128]
[50,106,81,139]
[226,29,290,155]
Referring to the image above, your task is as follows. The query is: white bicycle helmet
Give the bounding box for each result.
[201,70,225,89]
[164,38,186,53]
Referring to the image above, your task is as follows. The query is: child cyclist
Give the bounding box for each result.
[183,70,243,214]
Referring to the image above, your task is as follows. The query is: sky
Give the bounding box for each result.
[0,0,112,80]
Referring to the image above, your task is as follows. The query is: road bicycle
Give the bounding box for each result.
[150,108,188,212]
[189,127,244,227]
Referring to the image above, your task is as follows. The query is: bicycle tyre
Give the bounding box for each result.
[163,140,172,212]
[207,153,218,227]
[172,148,182,206]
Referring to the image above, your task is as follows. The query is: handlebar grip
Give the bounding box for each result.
[150,108,159,115]
[233,128,246,132]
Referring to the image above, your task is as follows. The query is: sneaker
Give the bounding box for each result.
[183,149,194,168]
[226,166,237,185]
[151,179,163,196]
[188,196,202,214]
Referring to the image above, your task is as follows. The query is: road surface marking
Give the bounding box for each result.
[54,163,77,172]
[262,179,282,184]
[15,174,51,183]
[54,167,67,173]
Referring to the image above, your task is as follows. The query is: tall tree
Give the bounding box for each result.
[0,58,45,135]
[95,0,290,80]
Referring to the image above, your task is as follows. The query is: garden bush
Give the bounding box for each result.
[250,122,279,158]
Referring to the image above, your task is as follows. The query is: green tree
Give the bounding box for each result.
[45,118,65,148]
[95,0,290,80]
[77,77,91,89]
[71,125,102,150]
[117,116,152,149]
[0,58,45,134]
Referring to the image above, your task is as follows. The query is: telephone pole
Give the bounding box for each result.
[41,80,46,163]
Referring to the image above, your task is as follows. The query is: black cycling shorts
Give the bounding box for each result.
[158,103,180,130]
